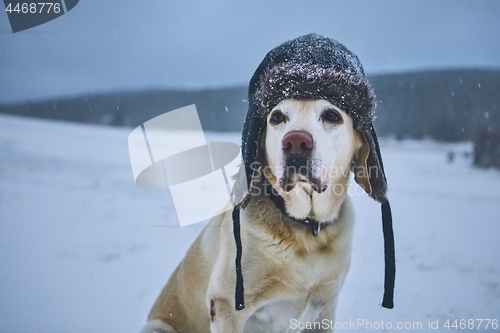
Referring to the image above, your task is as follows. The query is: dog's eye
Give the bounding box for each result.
[322,110,342,123]
[270,111,285,124]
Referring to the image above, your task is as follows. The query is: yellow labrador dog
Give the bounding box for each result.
[140,34,394,333]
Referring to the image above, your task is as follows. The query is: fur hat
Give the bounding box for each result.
[232,33,395,310]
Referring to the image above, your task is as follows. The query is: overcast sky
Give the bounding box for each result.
[0,0,499,103]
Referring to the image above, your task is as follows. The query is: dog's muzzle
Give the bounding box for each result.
[279,131,327,193]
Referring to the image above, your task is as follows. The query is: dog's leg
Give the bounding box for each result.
[209,297,249,333]
[139,319,178,333]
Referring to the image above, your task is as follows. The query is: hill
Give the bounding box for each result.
[1,69,499,141]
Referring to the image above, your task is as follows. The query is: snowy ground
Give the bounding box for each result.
[0,113,499,333]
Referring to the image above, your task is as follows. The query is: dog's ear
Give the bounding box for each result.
[352,132,372,195]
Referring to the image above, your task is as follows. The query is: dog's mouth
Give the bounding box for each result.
[277,156,328,193]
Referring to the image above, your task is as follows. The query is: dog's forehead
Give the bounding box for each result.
[272,99,344,117]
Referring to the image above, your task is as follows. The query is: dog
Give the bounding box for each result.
[140,34,394,333]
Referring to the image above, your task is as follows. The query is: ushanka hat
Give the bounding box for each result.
[232,33,395,310]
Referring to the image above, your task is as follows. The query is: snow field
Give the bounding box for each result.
[0,114,499,332]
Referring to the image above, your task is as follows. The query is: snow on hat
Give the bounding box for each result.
[232,33,395,310]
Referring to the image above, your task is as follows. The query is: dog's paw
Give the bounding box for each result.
[139,319,177,333]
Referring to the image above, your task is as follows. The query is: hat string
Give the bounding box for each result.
[232,206,245,310]
[371,125,396,309]
[381,200,395,309]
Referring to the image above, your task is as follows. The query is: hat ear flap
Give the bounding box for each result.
[238,104,267,208]
[353,132,372,195]
[365,124,388,203]
[353,125,388,203]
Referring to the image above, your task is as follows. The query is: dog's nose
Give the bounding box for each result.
[282,131,314,156]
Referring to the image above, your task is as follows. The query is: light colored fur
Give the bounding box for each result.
[141,99,370,333]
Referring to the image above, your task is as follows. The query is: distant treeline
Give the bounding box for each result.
[0,87,249,132]
[370,69,500,141]
[1,69,499,141]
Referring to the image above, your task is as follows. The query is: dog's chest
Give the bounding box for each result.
[242,242,343,333]
[244,296,325,333]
